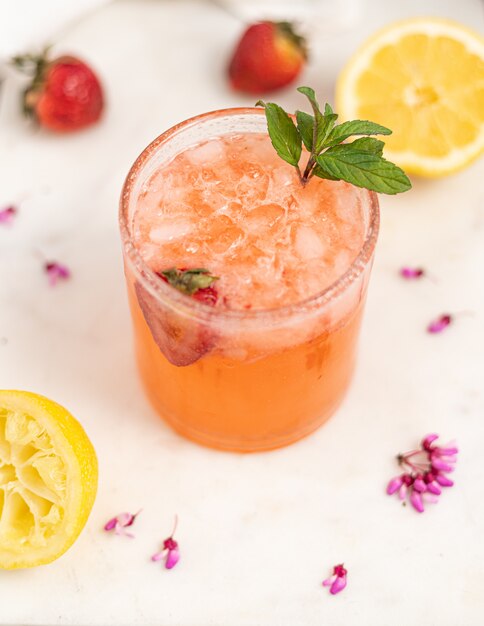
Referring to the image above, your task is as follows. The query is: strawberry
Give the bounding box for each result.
[228,21,307,94]
[135,268,219,367]
[13,51,104,132]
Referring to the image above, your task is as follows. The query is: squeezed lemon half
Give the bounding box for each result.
[336,18,484,177]
[0,390,98,569]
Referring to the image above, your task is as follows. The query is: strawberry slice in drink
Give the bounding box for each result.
[134,268,219,367]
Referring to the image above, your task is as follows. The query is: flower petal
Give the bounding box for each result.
[422,433,439,450]
[438,446,458,456]
[413,478,427,493]
[398,483,408,500]
[427,482,442,495]
[400,267,424,279]
[104,517,118,531]
[427,314,452,334]
[117,512,135,526]
[431,458,454,472]
[165,547,180,569]
[435,474,454,487]
[322,575,336,587]
[410,490,424,513]
[330,575,347,595]
[45,262,71,286]
[0,206,16,225]
[151,551,165,562]
[387,476,403,495]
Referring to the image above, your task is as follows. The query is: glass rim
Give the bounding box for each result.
[119,107,380,324]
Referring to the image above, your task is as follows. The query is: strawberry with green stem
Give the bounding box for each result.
[135,268,219,367]
[228,22,307,94]
[12,49,104,132]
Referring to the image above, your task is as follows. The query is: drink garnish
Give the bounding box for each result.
[256,86,412,194]
[135,268,219,366]
[160,267,219,297]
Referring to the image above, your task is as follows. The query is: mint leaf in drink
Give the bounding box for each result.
[255,86,411,195]
[161,268,219,295]
[316,145,412,194]
[325,119,392,148]
[255,100,302,169]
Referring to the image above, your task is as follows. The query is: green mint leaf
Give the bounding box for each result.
[348,137,385,156]
[312,164,340,181]
[324,103,335,116]
[297,87,337,154]
[296,110,314,151]
[256,100,302,167]
[316,145,412,194]
[161,268,219,295]
[325,120,392,148]
[312,138,383,180]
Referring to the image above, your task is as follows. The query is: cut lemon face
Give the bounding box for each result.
[336,18,484,177]
[0,391,98,569]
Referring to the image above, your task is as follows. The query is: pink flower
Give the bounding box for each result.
[152,516,180,570]
[322,564,347,595]
[427,314,452,333]
[104,510,141,538]
[387,434,457,513]
[0,206,16,225]
[45,261,70,286]
[400,266,424,279]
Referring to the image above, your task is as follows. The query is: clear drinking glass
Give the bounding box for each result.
[119,109,379,452]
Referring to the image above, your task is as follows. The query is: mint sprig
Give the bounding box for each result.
[256,86,411,195]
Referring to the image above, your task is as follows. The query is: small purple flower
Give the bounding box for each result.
[152,516,180,570]
[322,564,347,595]
[45,261,70,286]
[427,314,452,334]
[387,434,457,513]
[104,510,141,538]
[400,266,424,279]
[0,206,16,225]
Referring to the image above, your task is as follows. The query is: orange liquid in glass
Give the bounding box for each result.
[125,132,375,451]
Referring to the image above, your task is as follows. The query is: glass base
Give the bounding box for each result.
[142,374,347,453]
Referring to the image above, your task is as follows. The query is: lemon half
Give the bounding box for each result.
[0,390,98,569]
[336,18,484,177]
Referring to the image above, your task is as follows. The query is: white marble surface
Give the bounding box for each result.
[0,1,483,624]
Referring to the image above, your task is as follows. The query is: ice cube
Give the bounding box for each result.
[294,225,326,260]
[271,166,294,188]
[149,218,193,243]
[185,139,225,166]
